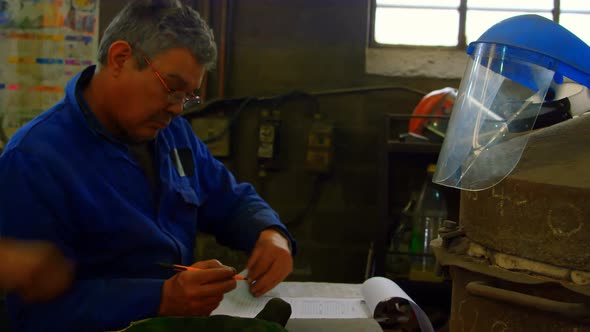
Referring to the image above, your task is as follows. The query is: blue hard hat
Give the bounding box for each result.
[467,14,590,90]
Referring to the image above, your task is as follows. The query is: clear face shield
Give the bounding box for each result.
[433,43,556,191]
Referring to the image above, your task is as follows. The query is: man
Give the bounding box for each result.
[0,0,296,331]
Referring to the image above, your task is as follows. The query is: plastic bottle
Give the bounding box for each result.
[385,200,413,279]
[409,164,447,281]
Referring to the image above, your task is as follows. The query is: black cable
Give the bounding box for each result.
[284,174,328,227]
[183,97,250,119]
[183,85,423,125]
[270,89,320,115]
[201,97,256,144]
[310,85,427,98]
[191,90,321,145]
[255,85,427,101]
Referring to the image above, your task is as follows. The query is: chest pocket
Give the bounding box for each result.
[172,177,205,207]
[165,178,206,245]
[171,147,195,178]
[169,146,202,207]
[164,146,206,240]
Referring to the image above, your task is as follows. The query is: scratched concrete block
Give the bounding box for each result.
[460,115,590,272]
[461,180,590,271]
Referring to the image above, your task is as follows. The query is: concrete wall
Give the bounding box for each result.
[99,0,461,283]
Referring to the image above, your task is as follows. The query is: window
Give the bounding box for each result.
[366,0,590,78]
[372,0,590,47]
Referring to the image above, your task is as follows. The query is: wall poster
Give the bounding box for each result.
[0,0,99,147]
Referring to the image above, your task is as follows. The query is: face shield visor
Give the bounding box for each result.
[433,43,556,191]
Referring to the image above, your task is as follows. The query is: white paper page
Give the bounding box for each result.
[285,297,370,319]
[211,281,371,319]
[361,277,434,332]
[211,281,267,318]
[269,281,363,298]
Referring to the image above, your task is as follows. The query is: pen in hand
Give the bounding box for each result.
[157,262,248,280]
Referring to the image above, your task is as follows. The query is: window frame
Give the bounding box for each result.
[368,0,566,50]
[364,0,590,78]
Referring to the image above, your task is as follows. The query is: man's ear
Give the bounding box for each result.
[107,41,134,77]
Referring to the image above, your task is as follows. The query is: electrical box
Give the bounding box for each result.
[190,116,231,158]
[257,109,281,170]
[305,113,333,173]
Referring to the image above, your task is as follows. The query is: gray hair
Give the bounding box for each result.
[97,0,217,70]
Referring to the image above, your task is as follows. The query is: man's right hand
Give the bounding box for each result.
[158,259,237,316]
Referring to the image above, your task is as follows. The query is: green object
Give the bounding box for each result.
[114,315,288,332]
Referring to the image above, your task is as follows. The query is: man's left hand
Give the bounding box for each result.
[246,228,293,297]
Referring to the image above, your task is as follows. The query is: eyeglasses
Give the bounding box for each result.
[136,49,201,109]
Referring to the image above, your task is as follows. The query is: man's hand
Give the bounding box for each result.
[0,239,74,302]
[158,259,237,316]
[247,228,293,297]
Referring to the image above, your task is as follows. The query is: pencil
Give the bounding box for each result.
[157,262,248,280]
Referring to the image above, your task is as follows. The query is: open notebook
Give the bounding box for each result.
[211,276,434,332]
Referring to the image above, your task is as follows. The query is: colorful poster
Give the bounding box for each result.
[0,0,99,146]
